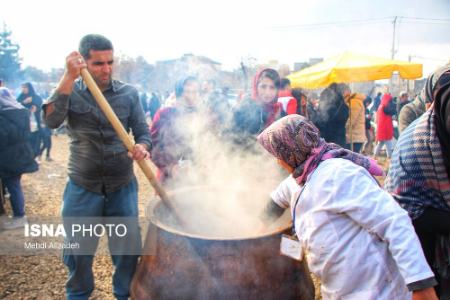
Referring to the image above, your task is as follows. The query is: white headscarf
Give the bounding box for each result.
[0,87,23,110]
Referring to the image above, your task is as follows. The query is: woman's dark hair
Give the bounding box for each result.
[175,76,198,98]
[79,34,114,59]
[328,82,338,91]
[363,96,372,107]
[280,78,291,90]
[258,69,281,90]
[336,83,350,95]
[292,88,306,101]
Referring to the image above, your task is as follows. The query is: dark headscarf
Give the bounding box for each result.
[428,64,450,178]
[17,82,42,109]
[17,82,37,98]
[257,115,383,184]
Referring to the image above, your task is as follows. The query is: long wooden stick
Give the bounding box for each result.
[80,69,184,224]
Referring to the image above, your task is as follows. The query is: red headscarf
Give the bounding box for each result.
[251,68,282,128]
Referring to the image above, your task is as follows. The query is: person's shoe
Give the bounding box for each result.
[0,214,9,224]
[2,216,28,230]
[46,157,53,162]
[36,157,41,164]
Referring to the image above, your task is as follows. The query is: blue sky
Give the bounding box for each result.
[1,0,449,76]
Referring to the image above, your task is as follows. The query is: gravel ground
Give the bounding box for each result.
[0,135,155,300]
[0,134,389,300]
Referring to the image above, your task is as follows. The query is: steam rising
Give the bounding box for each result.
[151,104,290,238]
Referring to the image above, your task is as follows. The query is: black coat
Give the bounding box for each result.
[312,87,349,147]
[232,98,271,136]
[17,93,43,128]
[0,108,39,178]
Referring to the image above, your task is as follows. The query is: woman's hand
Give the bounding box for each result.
[412,287,438,300]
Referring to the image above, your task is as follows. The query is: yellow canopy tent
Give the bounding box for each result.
[287,52,423,89]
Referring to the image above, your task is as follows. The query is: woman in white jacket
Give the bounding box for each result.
[258,115,437,300]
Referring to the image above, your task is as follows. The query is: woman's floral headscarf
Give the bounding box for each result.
[257,115,383,184]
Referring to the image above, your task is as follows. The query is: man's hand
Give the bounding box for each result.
[45,51,87,118]
[55,51,87,96]
[412,287,438,300]
[64,52,87,81]
[128,143,149,161]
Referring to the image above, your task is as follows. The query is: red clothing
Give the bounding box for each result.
[376,94,394,141]
[150,106,193,182]
[278,90,297,115]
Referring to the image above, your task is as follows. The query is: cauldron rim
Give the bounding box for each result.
[147,186,292,241]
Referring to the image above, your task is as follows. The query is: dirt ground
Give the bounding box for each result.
[0,135,158,300]
[0,134,389,300]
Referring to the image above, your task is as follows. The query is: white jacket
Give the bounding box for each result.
[271,158,434,300]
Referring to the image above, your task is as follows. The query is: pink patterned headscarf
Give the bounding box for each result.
[257,115,384,184]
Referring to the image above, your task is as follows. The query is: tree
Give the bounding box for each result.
[22,66,48,82]
[47,68,63,83]
[134,56,154,90]
[0,26,21,86]
[114,55,154,91]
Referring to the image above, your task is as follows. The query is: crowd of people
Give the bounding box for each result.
[0,80,55,230]
[0,33,448,300]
